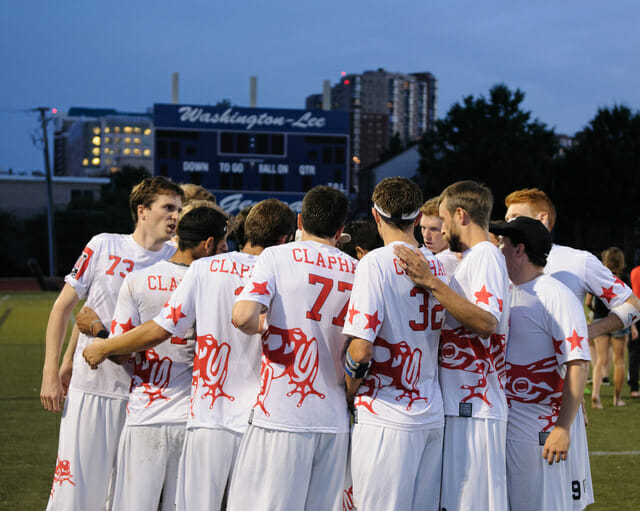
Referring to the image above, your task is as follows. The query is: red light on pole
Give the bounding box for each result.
[51,108,58,114]
[344,80,350,85]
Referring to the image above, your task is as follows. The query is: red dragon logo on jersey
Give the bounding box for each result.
[343,485,354,511]
[50,457,75,496]
[506,355,563,431]
[194,334,234,410]
[254,325,324,416]
[355,337,427,414]
[439,326,507,407]
[131,349,172,407]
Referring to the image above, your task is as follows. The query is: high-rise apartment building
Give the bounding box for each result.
[306,69,437,171]
[53,107,153,176]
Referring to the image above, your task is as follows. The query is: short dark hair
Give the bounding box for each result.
[338,219,383,259]
[177,206,228,251]
[129,177,184,223]
[245,199,296,248]
[440,180,493,229]
[301,186,349,239]
[372,177,423,228]
[228,205,254,250]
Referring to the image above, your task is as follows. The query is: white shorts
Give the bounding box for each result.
[175,427,243,511]
[569,407,594,509]
[46,388,127,511]
[111,423,186,511]
[227,425,349,511]
[507,438,572,511]
[440,416,508,511]
[351,423,443,511]
[343,445,355,511]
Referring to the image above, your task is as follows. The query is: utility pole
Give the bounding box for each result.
[36,107,56,277]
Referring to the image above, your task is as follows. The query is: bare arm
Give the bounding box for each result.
[40,284,80,412]
[542,360,589,464]
[345,338,374,405]
[82,320,172,368]
[588,293,640,339]
[59,324,80,397]
[232,301,265,335]
[394,244,497,338]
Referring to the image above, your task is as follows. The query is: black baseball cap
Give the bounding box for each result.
[489,216,551,260]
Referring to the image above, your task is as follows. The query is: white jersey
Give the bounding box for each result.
[505,275,590,443]
[545,244,632,306]
[436,248,459,281]
[65,233,175,398]
[154,251,262,433]
[439,241,511,421]
[111,259,194,426]
[236,240,357,434]
[343,243,446,430]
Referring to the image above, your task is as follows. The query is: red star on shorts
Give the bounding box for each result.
[567,329,584,351]
[552,337,564,355]
[250,281,270,296]
[234,286,244,296]
[474,285,493,306]
[497,298,504,312]
[110,319,118,335]
[363,311,382,331]
[119,318,135,333]
[600,286,617,303]
[166,304,187,326]
[347,304,360,324]
[613,277,625,288]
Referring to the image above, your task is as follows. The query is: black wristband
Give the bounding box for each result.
[95,329,109,339]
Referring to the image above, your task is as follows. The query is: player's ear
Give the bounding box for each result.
[537,212,550,230]
[414,212,422,227]
[204,237,216,256]
[137,204,146,222]
[371,207,381,225]
[277,234,288,245]
[297,214,303,230]
[355,246,367,260]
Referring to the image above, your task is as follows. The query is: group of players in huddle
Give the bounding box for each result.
[40,175,640,511]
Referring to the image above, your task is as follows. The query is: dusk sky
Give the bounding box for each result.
[1,1,639,172]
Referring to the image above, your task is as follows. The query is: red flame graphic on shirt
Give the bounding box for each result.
[254,325,324,416]
[439,326,507,407]
[131,349,172,407]
[343,485,354,511]
[505,355,563,431]
[194,334,234,410]
[355,337,427,414]
[50,457,75,496]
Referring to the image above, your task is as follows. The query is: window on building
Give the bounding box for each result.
[123,148,131,155]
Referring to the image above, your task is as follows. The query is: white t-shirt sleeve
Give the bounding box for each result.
[110,274,140,336]
[64,235,102,300]
[466,248,506,322]
[236,250,275,310]
[547,290,591,365]
[153,264,198,338]
[583,252,632,309]
[342,256,383,342]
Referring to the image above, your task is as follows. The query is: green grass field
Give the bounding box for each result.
[0,291,638,510]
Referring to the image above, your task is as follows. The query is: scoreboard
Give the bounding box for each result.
[153,104,350,215]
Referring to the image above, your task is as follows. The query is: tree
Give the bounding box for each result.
[417,84,558,219]
[558,105,640,252]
